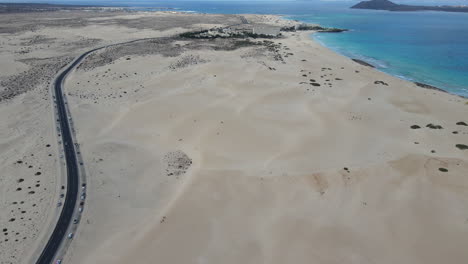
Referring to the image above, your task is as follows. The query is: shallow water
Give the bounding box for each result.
[291,8,468,97]
[39,0,468,96]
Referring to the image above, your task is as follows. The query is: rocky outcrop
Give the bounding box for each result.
[281,24,347,33]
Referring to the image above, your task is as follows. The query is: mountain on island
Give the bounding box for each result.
[351,0,468,13]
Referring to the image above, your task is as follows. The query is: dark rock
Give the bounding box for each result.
[281,24,347,33]
[352,59,374,68]
[414,82,446,93]
[374,81,388,86]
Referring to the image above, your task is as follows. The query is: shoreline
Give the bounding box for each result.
[309,31,468,99]
[1,3,466,97]
[349,57,468,99]
[1,10,468,264]
[292,14,468,99]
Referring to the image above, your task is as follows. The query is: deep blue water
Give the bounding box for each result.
[26,0,468,96]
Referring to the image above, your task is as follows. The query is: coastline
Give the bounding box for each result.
[310,31,468,99]
[349,57,468,99]
[294,10,468,99]
[70,15,468,263]
[1,10,468,264]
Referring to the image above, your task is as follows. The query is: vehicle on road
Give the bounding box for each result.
[57,202,62,207]
[37,38,149,264]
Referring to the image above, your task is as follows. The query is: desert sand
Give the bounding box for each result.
[1,10,468,264]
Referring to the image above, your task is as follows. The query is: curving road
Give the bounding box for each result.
[36,38,157,264]
[37,19,249,261]
[36,47,101,264]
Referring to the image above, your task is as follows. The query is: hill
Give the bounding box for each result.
[351,0,468,12]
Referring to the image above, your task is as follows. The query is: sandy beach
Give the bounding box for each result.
[1,9,468,264]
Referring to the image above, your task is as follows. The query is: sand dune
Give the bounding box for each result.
[66,20,468,263]
[1,11,467,264]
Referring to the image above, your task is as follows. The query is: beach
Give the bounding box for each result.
[0,9,468,264]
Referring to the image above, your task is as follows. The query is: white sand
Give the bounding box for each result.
[66,19,468,264]
[0,11,224,264]
[1,11,467,264]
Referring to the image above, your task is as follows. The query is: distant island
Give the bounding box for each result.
[351,0,468,13]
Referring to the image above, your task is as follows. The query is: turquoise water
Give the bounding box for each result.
[289,9,468,97]
[31,0,468,96]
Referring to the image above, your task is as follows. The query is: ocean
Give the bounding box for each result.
[31,0,468,97]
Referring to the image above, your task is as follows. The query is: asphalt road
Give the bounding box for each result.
[35,48,100,264]
[36,38,155,264]
[36,30,244,263]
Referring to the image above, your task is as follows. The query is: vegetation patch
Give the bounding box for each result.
[426,123,443,129]
[163,151,192,178]
[456,144,468,150]
[169,54,207,70]
[180,28,279,39]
